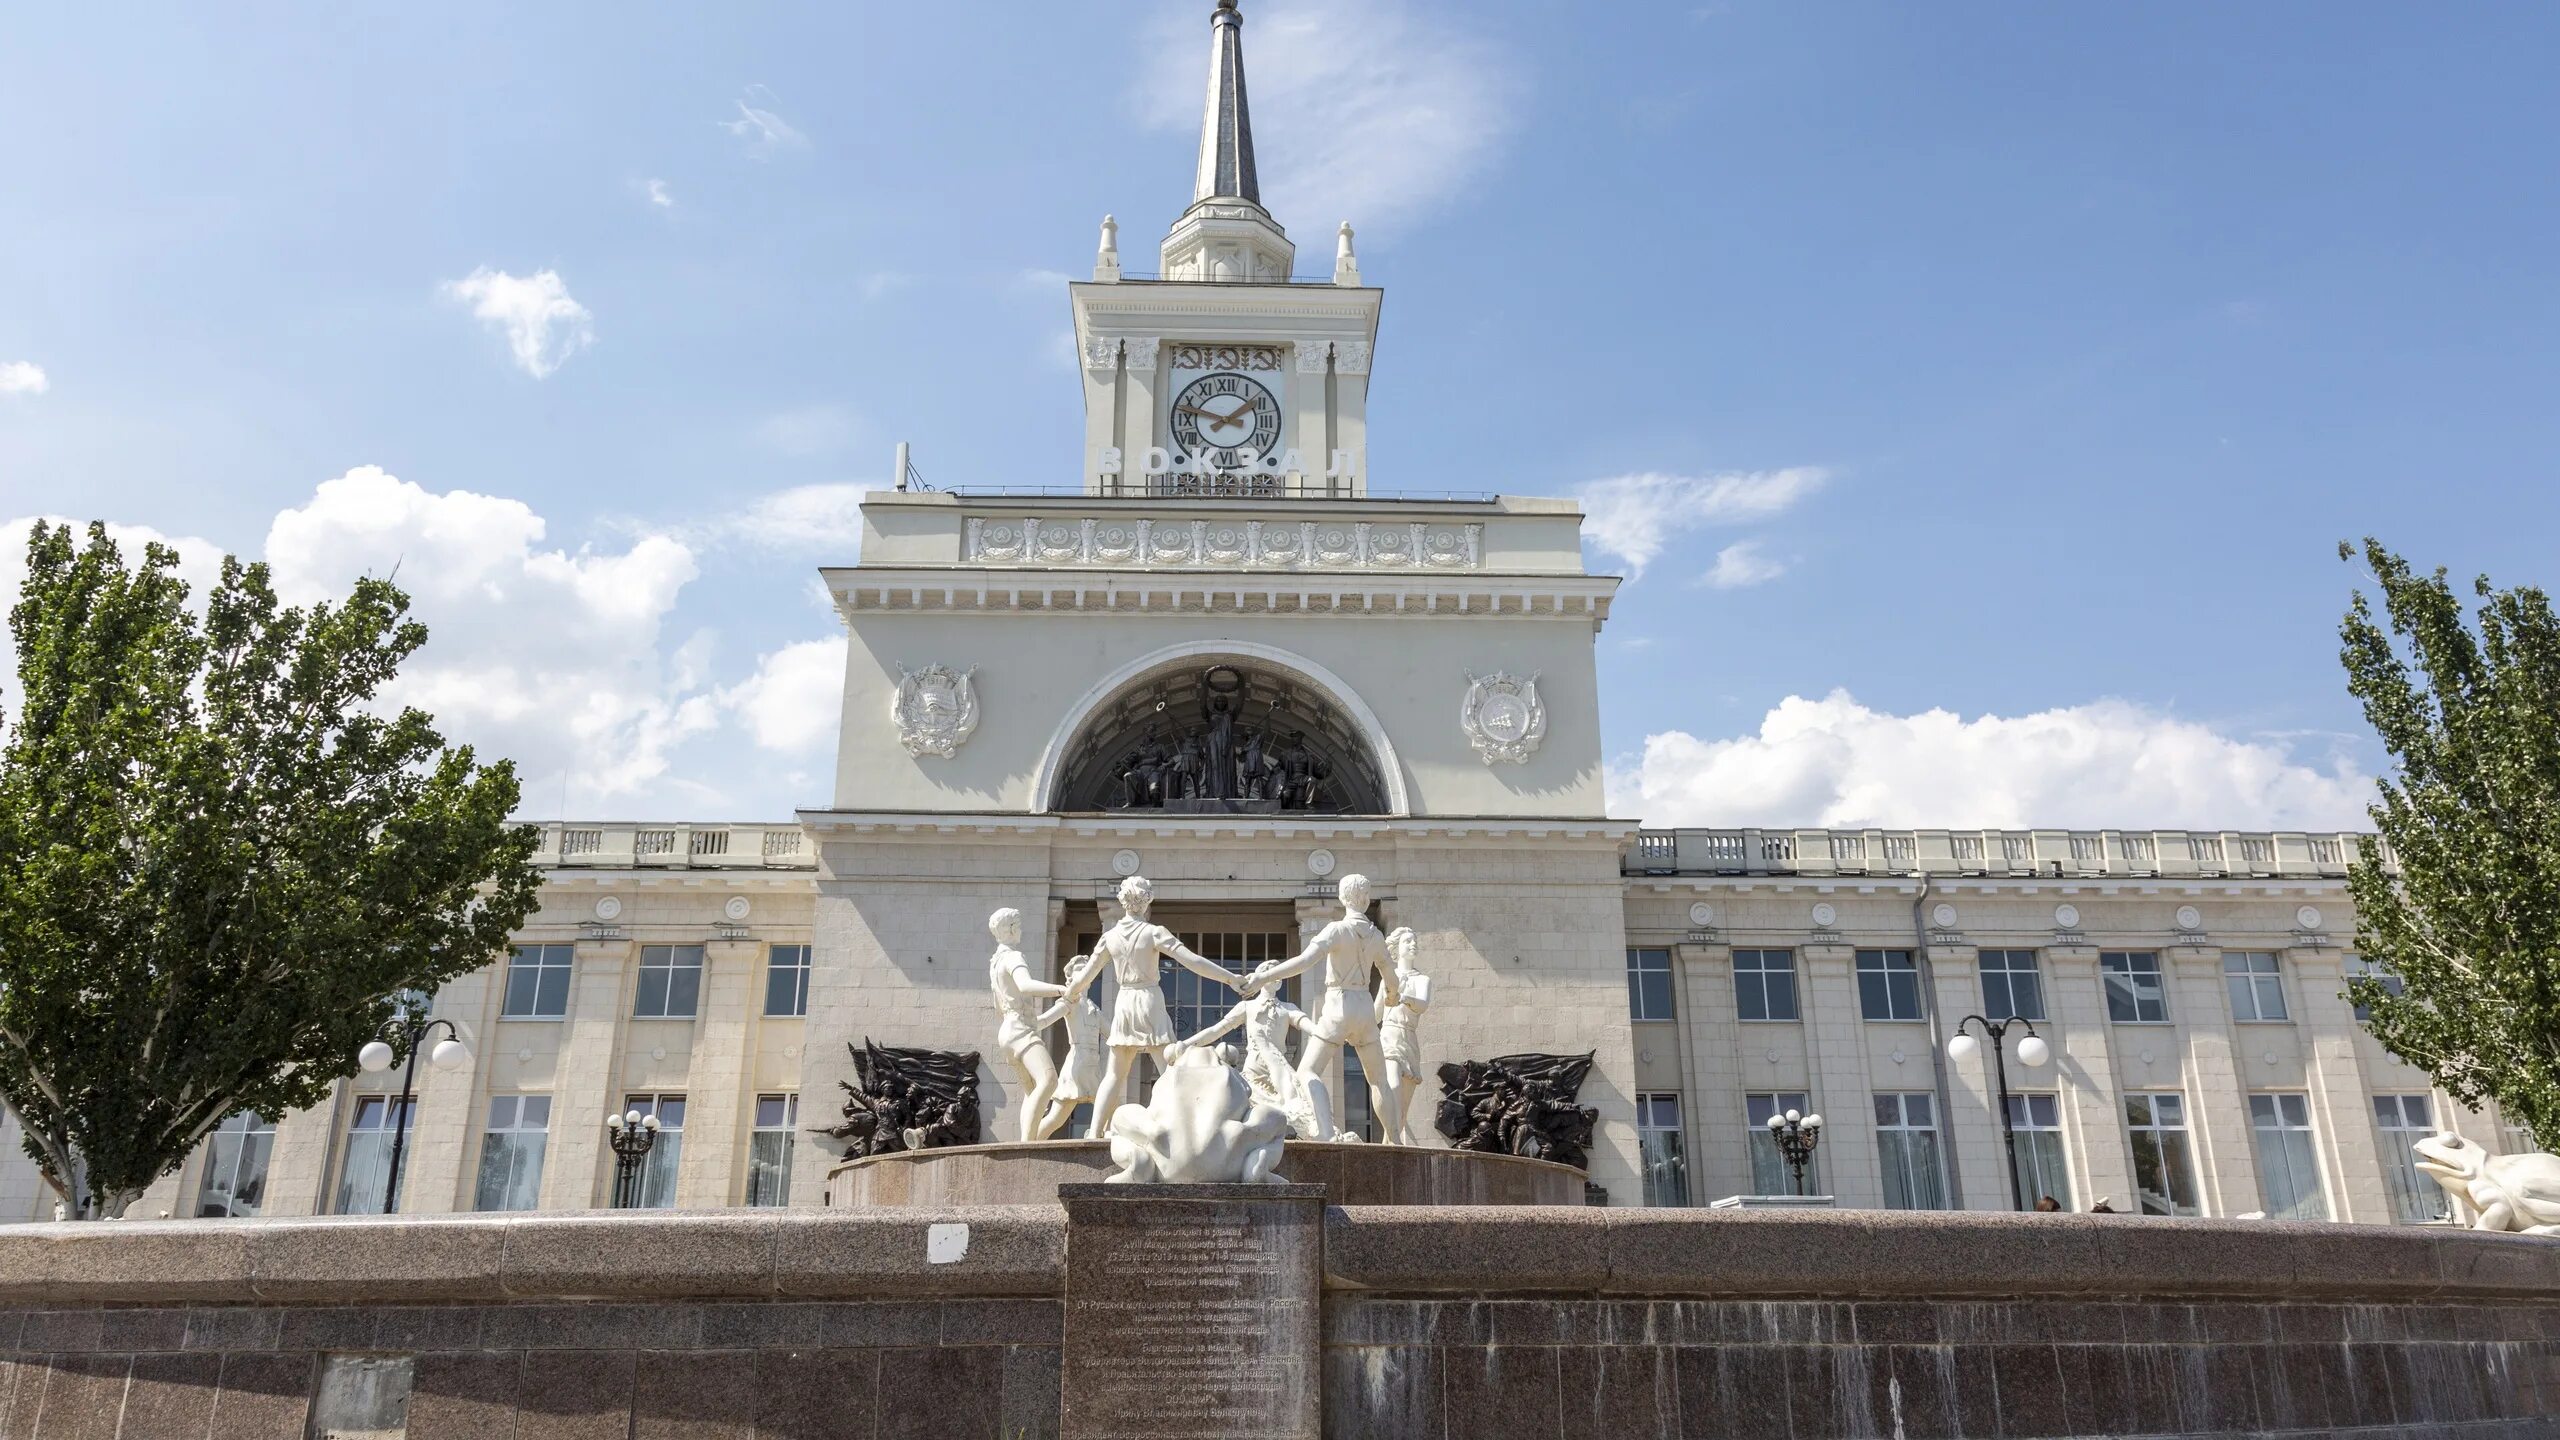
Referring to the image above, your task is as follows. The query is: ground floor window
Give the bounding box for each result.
[623,1093,687,1209]
[1745,1092,1818,1195]
[2003,1093,2071,1211]
[1873,1092,1946,1210]
[2124,1091,2202,1216]
[2249,1092,2328,1221]
[334,1096,415,1215]
[1637,1093,1687,1207]
[474,1096,551,1212]
[748,1094,798,1206]
[2372,1094,2449,1223]
[195,1112,275,1218]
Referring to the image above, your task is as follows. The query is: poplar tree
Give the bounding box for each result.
[2340,539,2560,1149]
[0,522,539,1217]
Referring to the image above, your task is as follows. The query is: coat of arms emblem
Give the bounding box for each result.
[892,664,980,757]
[1460,671,1545,765]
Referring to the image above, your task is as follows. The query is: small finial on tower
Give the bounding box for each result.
[1095,214,1122,283]
[1333,220,1360,286]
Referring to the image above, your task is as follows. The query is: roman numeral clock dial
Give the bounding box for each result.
[1169,371,1283,471]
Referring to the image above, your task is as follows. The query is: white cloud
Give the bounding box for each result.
[1136,0,1522,233]
[858,271,916,302]
[722,637,846,754]
[0,362,48,395]
[643,178,674,209]
[1703,540,1785,590]
[439,268,594,379]
[1577,468,1828,578]
[755,404,859,458]
[719,87,807,158]
[1608,690,2372,832]
[263,466,712,806]
[697,482,869,554]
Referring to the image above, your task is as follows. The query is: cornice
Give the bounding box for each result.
[827,566,1615,624]
[797,810,1636,844]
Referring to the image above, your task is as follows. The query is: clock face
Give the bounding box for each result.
[1169,371,1283,470]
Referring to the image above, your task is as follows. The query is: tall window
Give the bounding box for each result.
[1977,951,2045,1022]
[2124,1092,2201,1217]
[1637,1093,1687,1207]
[748,1094,798,1206]
[1627,948,1676,1021]
[2099,951,2169,1023]
[1745,1092,1817,1195]
[502,944,574,1020]
[2248,1093,2328,1221]
[2373,1095,2449,1223]
[194,1112,276,1218]
[2505,1116,2540,1156]
[2004,1093,2071,1211]
[764,944,812,1018]
[1732,950,1799,1022]
[2224,952,2288,1022]
[334,1096,415,1214]
[474,1095,551,1212]
[1872,1092,1946,1210]
[625,1093,687,1209]
[2346,954,2403,1024]
[1856,950,1924,1021]
[634,945,705,1019]
[1166,931,1293,1039]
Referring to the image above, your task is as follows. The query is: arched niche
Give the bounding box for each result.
[1032,642,1406,816]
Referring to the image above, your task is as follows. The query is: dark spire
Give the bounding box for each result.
[1193,0,1261,207]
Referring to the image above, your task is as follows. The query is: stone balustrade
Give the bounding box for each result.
[1626,826,2377,880]
[531,821,815,871]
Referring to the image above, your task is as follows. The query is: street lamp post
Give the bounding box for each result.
[354,1010,470,1216]
[1947,1014,2053,1212]
[606,1109,662,1209]
[1764,1108,1824,1196]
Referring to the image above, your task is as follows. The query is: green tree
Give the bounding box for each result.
[0,522,539,1217]
[2340,539,2560,1150]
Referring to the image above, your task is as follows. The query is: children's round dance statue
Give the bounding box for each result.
[979,873,1443,1183]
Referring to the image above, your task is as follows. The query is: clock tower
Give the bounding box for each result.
[1070,0,1382,499]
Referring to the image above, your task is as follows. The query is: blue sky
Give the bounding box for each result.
[3,2,2554,828]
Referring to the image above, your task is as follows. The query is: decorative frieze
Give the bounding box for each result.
[1168,342,1283,372]
[962,516,1482,572]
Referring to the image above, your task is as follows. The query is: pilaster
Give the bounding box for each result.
[1795,942,1873,1203]
[2166,945,2261,1217]
[1926,947,2008,1211]
[2292,946,2393,1224]
[539,938,630,1209]
[1676,942,1746,1203]
[2042,947,2134,1214]
[676,939,763,1207]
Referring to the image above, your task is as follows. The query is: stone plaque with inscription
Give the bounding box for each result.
[1060,1183,1323,1440]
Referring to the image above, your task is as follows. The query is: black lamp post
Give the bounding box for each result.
[607,1109,662,1208]
[354,1011,469,1215]
[1947,1014,2053,1212]
[1763,1107,1824,1196]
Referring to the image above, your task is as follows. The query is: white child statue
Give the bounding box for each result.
[1375,926,1433,1147]
[1178,983,1337,1141]
[986,907,1068,1143]
[1052,874,1262,1126]
[1241,873,1399,1143]
[1032,953,1107,1140]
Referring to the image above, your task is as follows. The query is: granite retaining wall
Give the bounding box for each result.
[0,1205,2547,1438]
